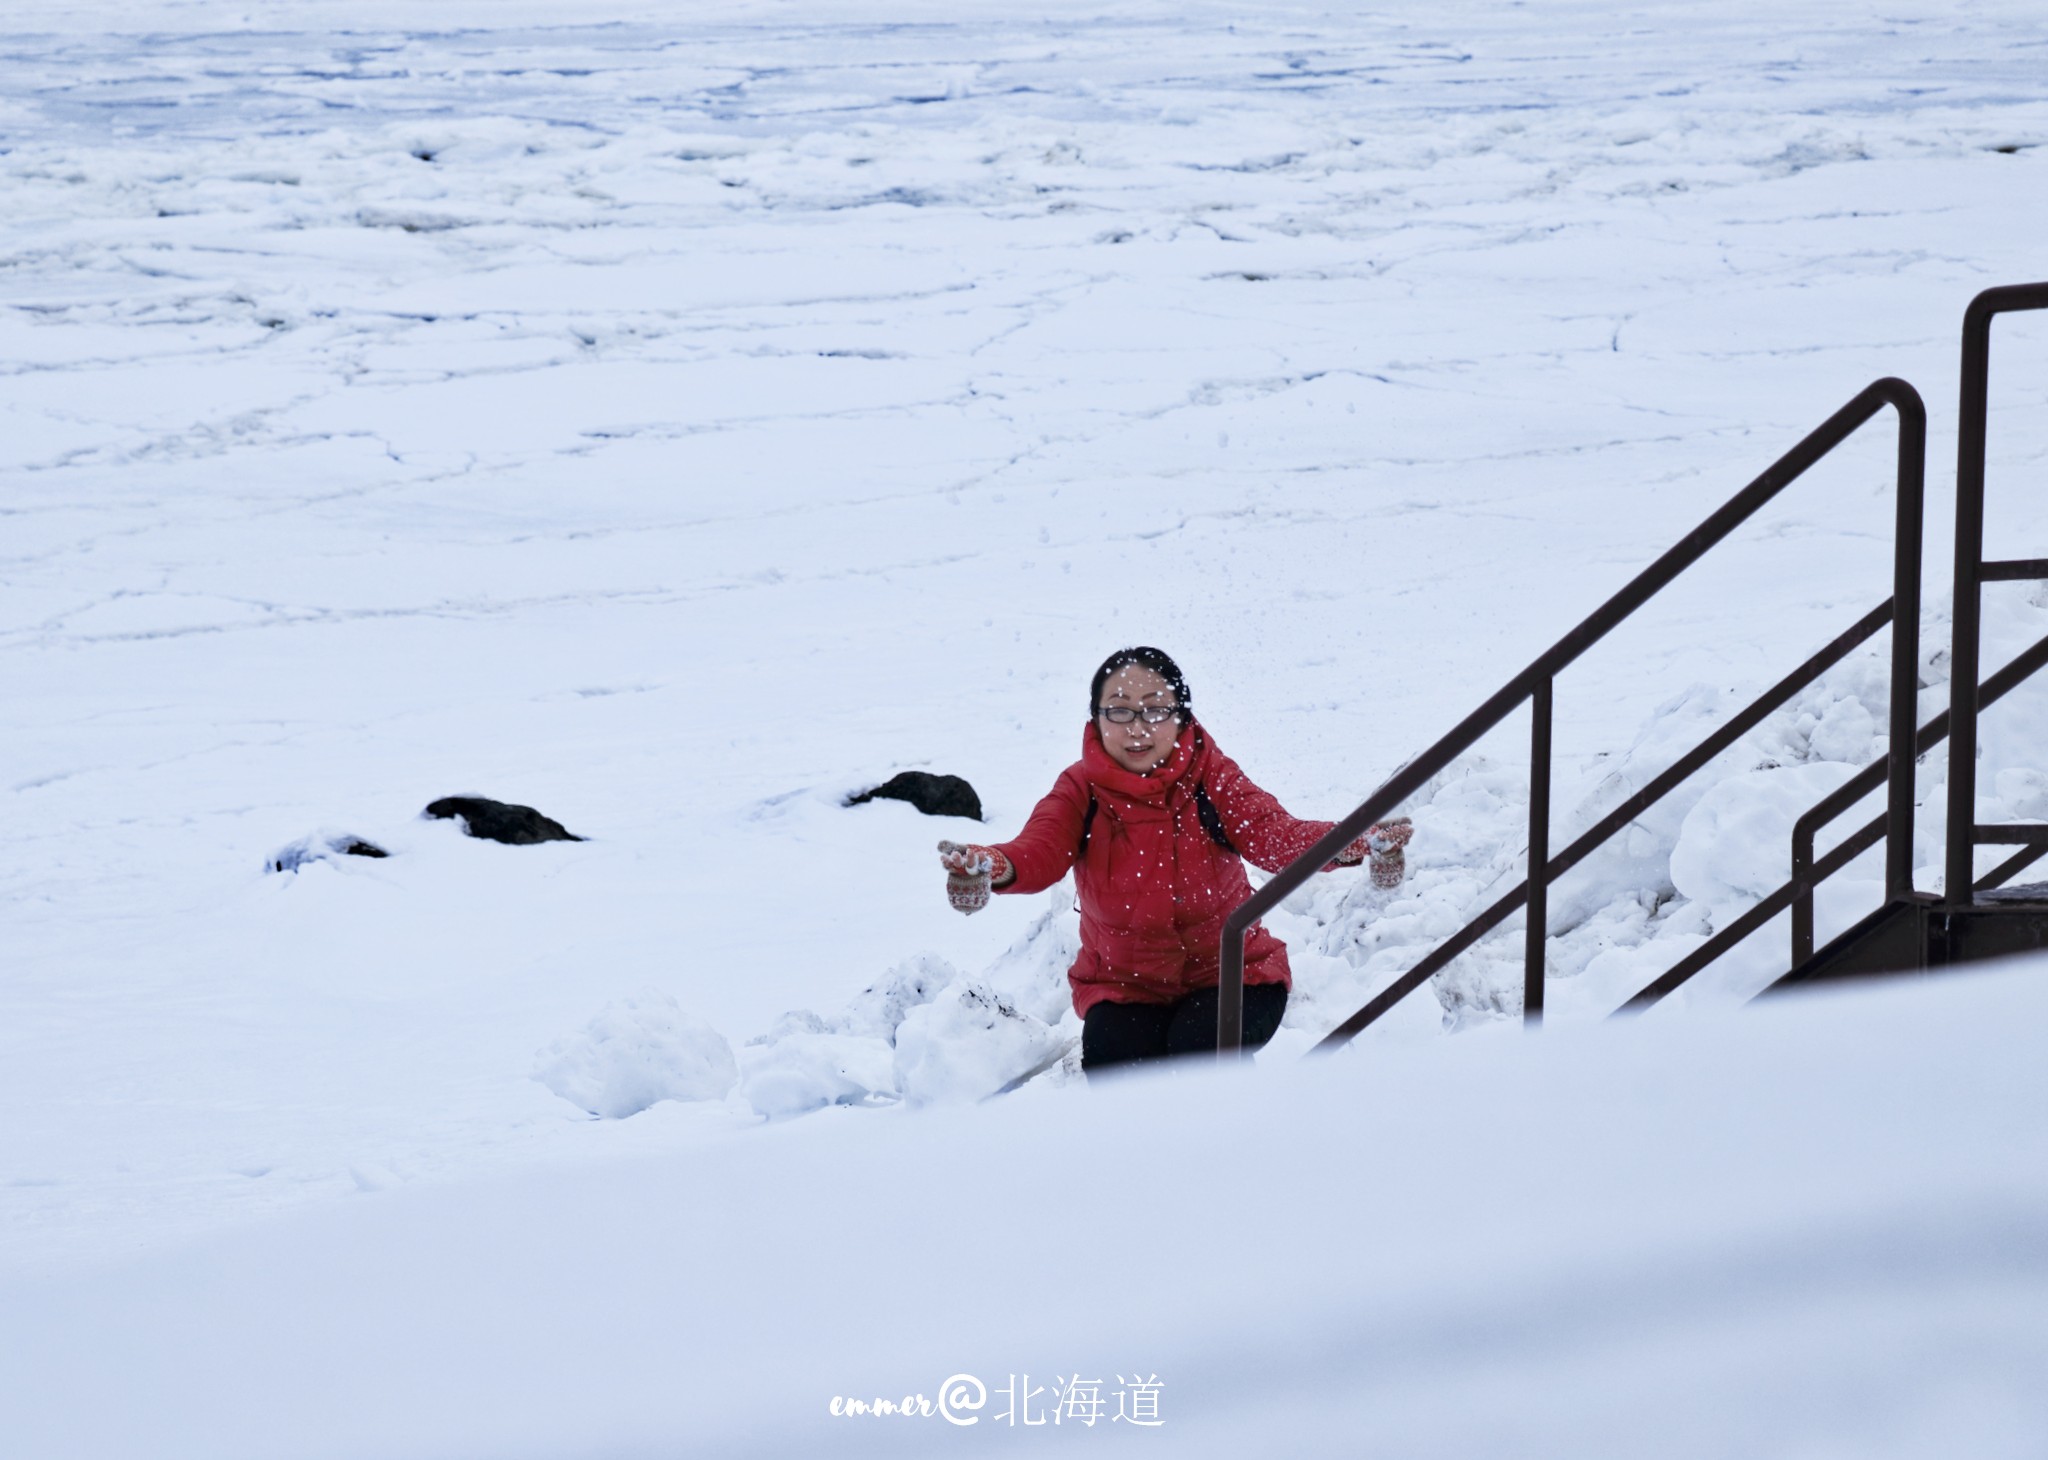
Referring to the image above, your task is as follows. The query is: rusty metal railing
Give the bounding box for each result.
[1790,629,2048,966]
[1614,284,2048,1007]
[1215,375,1929,1054]
[1943,283,2048,904]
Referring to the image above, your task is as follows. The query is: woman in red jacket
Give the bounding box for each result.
[937,646,1409,1074]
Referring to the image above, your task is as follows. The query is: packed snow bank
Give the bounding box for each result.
[1670,762,1864,904]
[532,991,737,1118]
[8,960,2048,1459]
[738,905,1090,1116]
[892,978,1068,1105]
[735,954,953,1117]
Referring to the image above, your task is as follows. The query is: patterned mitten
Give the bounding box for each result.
[1334,818,1413,883]
[937,840,1013,915]
[1367,817,1413,889]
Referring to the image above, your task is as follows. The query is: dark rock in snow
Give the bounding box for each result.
[845,771,983,821]
[424,796,585,845]
[267,833,390,873]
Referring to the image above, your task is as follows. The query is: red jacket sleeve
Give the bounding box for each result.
[989,768,1090,895]
[1203,747,1341,875]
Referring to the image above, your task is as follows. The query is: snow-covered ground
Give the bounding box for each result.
[10,958,2048,1458]
[4,0,2048,1449]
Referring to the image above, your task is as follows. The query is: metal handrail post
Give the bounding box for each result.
[1789,380,1926,965]
[1885,387,1927,899]
[1790,832,1816,966]
[1525,678,1553,1028]
[1218,907,1245,1060]
[1947,304,1991,904]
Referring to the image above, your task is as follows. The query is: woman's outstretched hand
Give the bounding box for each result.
[937,840,1014,915]
[1336,817,1413,888]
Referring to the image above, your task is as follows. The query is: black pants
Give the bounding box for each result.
[1081,983,1288,1074]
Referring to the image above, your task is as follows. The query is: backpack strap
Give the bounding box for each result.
[1076,790,1099,857]
[1193,782,1239,856]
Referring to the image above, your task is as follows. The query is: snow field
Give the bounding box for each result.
[3,3,2048,1416]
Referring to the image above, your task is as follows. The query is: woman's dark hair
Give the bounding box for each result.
[1089,646,1191,721]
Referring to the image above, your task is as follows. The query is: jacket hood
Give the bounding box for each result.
[1078,716,1209,801]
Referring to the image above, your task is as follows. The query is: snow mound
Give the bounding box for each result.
[737,1033,899,1122]
[1670,762,1862,905]
[830,953,954,1042]
[735,901,1087,1119]
[972,884,1085,1027]
[893,979,1068,1106]
[532,990,737,1119]
[736,954,956,1119]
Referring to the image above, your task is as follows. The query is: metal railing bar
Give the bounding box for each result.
[1798,763,1900,861]
[1975,844,2048,893]
[1973,627,2048,720]
[1222,378,1924,1054]
[1621,891,1799,1015]
[1525,679,1553,1028]
[1791,829,1817,967]
[1621,810,1888,1014]
[1979,559,2048,582]
[1784,745,1886,961]
[1973,824,2048,845]
[1505,382,1917,697]
[1798,625,2048,863]
[1884,385,1928,903]
[1238,379,1922,935]
[1610,595,2048,1006]
[1945,282,2048,908]
[1791,764,1895,967]
[1790,626,2048,961]
[1970,825,2048,892]
[1311,900,1513,1049]
[1542,604,1892,881]
[1313,602,1892,1047]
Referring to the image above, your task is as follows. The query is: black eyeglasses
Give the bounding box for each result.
[1098,704,1179,725]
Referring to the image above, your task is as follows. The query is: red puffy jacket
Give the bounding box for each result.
[992,718,1343,1018]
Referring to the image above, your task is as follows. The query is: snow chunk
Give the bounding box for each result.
[533,991,737,1119]
[737,1034,898,1121]
[833,953,953,1044]
[893,979,1066,1106]
[734,903,1085,1119]
[1808,695,1878,765]
[975,883,1082,1027]
[1670,762,1863,905]
[734,954,957,1118]
[1994,768,2048,823]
